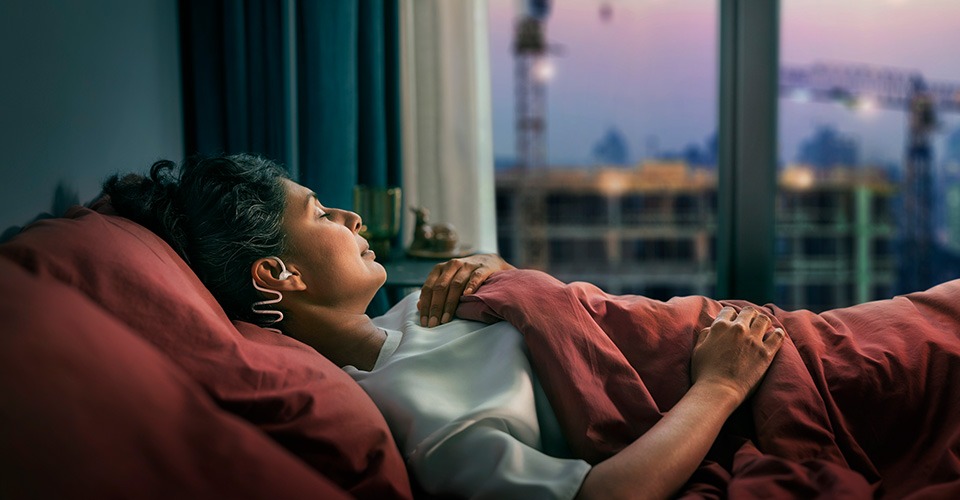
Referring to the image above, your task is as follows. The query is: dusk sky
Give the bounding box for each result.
[487,0,960,168]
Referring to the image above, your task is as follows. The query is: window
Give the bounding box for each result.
[488,0,717,300]
[777,0,960,310]
[488,1,960,309]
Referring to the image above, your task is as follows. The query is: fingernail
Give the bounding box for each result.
[428,316,439,328]
[441,313,451,324]
[420,316,427,327]
[464,287,474,295]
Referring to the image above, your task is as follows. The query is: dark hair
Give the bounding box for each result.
[103,154,290,325]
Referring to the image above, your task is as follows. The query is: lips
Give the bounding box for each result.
[359,238,372,256]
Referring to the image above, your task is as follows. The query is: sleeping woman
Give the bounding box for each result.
[104,153,784,500]
[105,153,960,499]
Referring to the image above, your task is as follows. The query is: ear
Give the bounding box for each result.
[251,258,306,292]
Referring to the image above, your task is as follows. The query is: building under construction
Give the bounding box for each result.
[496,162,897,311]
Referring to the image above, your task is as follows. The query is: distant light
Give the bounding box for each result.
[533,58,555,82]
[782,166,816,190]
[856,95,878,114]
[790,88,812,103]
[597,170,628,196]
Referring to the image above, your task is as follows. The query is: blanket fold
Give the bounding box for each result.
[457,269,960,498]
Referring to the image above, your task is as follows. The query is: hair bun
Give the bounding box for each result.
[103,154,290,326]
[103,161,191,262]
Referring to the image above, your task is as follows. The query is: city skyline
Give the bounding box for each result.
[487,0,960,169]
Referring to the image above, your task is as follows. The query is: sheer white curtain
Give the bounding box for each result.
[399,0,498,253]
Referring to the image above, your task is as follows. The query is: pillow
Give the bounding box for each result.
[0,206,412,499]
[0,259,350,499]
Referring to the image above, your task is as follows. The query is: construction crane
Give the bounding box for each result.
[513,0,552,171]
[780,62,960,292]
[510,0,553,269]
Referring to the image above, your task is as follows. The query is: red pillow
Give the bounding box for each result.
[0,207,412,499]
[0,259,350,499]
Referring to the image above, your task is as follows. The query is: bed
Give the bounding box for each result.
[2,201,958,498]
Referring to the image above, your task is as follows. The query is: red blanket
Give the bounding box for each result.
[457,269,960,498]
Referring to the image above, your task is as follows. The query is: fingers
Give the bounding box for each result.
[751,313,772,334]
[733,306,760,327]
[712,306,776,340]
[417,254,511,327]
[437,265,475,326]
[764,327,786,352]
[418,266,443,326]
[739,307,772,335]
[423,263,460,327]
[712,306,737,324]
[696,327,710,348]
[714,305,768,327]
[419,259,487,327]
[463,266,491,295]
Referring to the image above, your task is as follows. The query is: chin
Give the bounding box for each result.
[376,267,388,287]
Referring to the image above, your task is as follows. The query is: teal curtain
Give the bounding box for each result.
[179,0,289,160]
[180,0,402,206]
[297,0,402,209]
[179,0,402,315]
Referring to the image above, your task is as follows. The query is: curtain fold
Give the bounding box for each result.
[357,0,387,188]
[399,0,497,253]
[296,0,359,210]
[180,0,288,161]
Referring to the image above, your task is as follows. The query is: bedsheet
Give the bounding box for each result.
[456,269,960,498]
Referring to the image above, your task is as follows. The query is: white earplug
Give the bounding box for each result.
[271,256,293,280]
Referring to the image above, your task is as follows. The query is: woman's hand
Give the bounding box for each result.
[577,306,785,500]
[418,253,515,327]
[691,306,785,404]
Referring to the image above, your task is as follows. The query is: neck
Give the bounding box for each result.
[282,303,386,371]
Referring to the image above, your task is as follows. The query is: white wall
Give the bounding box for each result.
[0,0,183,231]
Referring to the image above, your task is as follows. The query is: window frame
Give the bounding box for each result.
[716,0,779,303]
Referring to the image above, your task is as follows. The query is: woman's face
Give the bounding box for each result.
[279,179,386,311]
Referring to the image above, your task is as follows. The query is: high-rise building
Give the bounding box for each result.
[797,125,859,170]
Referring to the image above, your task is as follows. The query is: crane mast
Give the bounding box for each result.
[513,2,551,171]
[510,1,553,269]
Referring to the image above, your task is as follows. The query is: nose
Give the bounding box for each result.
[346,210,363,233]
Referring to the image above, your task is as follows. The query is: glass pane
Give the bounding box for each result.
[488,0,718,299]
[778,0,960,311]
